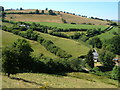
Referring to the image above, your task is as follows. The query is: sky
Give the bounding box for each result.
[1,0,119,20]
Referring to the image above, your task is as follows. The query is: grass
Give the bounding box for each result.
[2,31,57,58]
[35,22,109,30]
[2,72,118,88]
[37,31,90,57]
[61,12,109,25]
[5,9,109,25]
[61,31,86,36]
[5,14,63,23]
[94,27,118,42]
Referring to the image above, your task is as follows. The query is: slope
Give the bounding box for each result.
[36,32,90,57]
[5,9,109,25]
[2,72,118,88]
[2,31,57,58]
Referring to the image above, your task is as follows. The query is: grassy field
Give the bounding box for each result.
[5,14,63,23]
[61,31,86,36]
[2,31,57,58]
[61,12,109,25]
[34,22,109,30]
[93,27,118,42]
[2,72,118,88]
[37,31,90,57]
[5,9,110,25]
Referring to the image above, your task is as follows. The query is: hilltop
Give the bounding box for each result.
[4,9,110,25]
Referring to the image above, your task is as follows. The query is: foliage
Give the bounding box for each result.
[89,37,102,48]
[48,10,56,15]
[35,9,39,14]
[106,36,120,55]
[85,49,94,68]
[2,39,33,76]
[99,50,115,70]
[2,46,19,77]
[111,66,120,82]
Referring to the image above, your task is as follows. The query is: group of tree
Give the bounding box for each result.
[2,39,33,77]
[2,24,72,58]
[89,37,102,48]
[2,39,82,77]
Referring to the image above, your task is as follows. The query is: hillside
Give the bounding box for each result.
[2,72,118,88]
[2,31,58,58]
[5,9,109,25]
[60,12,109,25]
[37,32,90,57]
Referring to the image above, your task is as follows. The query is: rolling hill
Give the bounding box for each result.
[36,31,90,58]
[2,72,118,88]
[5,9,110,25]
[2,31,58,58]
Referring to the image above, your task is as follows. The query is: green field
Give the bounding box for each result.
[37,31,90,57]
[27,22,109,30]
[2,72,118,88]
[94,27,118,42]
[2,31,57,58]
[61,31,86,36]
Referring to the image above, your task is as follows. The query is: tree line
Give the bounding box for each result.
[2,22,72,58]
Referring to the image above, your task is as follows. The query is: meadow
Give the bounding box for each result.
[2,31,58,58]
[93,27,118,42]
[35,22,109,30]
[37,31,90,58]
[2,72,118,88]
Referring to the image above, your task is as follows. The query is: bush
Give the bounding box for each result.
[111,66,120,81]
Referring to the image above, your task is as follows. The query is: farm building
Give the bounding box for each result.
[92,48,99,62]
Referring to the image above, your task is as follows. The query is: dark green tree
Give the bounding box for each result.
[107,36,120,55]
[41,10,44,14]
[111,66,120,82]
[48,10,55,15]
[35,9,39,14]
[99,50,115,70]
[2,39,33,77]
[2,46,19,77]
[20,7,23,10]
[89,37,102,48]
[45,8,48,11]
[85,49,94,68]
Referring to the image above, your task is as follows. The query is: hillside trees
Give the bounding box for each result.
[111,66,120,81]
[2,39,33,77]
[99,50,115,70]
[35,9,39,14]
[89,37,102,48]
[48,10,56,15]
[41,10,44,14]
[106,36,120,55]
[85,49,94,69]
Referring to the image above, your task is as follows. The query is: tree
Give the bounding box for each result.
[48,10,55,15]
[0,6,4,11]
[107,36,120,55]
[2,46,19,77]
[41,10,44,14]
[20,7,23,10]
[35,9,39,14]
[2,39,33,77]
[89,37,102,48]
[45,8,48,11]
[111,66,120,82]
[99,50,115,70]
[85,49,94,68]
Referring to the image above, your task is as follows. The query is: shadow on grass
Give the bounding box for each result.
[9,77,45,87]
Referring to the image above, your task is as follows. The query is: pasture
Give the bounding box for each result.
[37,31,90,57]
[2,31,58,58]
[2,72,118,88]
[94,27,118,42]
